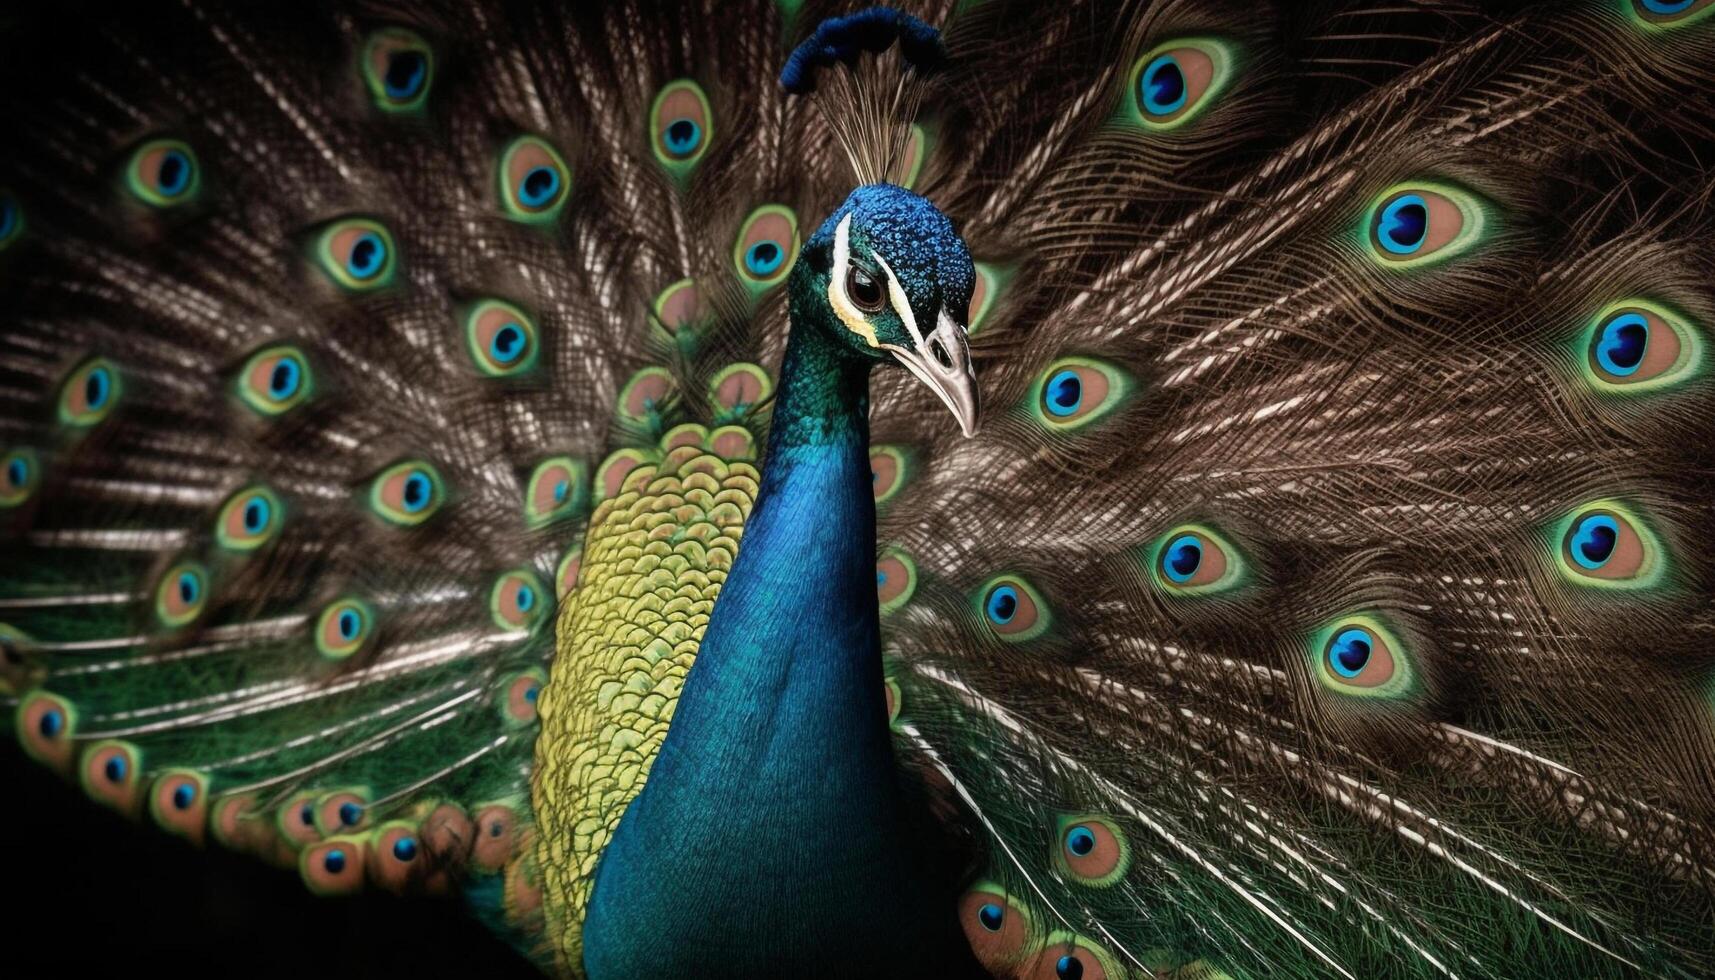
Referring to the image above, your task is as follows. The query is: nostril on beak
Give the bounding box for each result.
[930,338,952,369]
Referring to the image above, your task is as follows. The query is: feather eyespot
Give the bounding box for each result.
[369,461,444,527]
[1023,932,1123,980]
[315,218,397,290]
[1630,0,1714,25]
[59,357,121,428]
[362,28,434,112]
[959,883,1035,975]
[499,135,571,222]
[491,570,549,631]
[464,299,540,377]
[1033,358,1129,430]
[708,363,774,418]
[524,456,586,528]
[277,791,323,847]
[977,575,1050,641]
[0,447,39,507]
[369,820,425,893]
[617,367,676,425]
[16,691,77,771]
[302,838,368,895]
[126,138,200,207]
[155,561,209,628]
[0,191,24,249]
[472,803,523,872]
[149,769,210,843]
[1311,615,1415,698]
[1055,815,1130,887]
[81,740,144,813]
[314,789,371,836]
[1581,301,1702,392]
[653,278,710,335]
[733,205,799,289]
[1150,524,1245,594]
[1128,38,1233,131]
[315,597,374,660]
[1553,502,1662,588]
[501,668,547,727]
[870,445,910,505]
[217,485,283,551]
[237,345,313,416]
[877,549,918,614]
[1363,182,1486,268]
[651,79,713,172]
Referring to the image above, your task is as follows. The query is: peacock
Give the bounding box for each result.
[4,0,1715,976]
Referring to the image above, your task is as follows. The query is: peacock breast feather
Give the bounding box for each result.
[530,442,758,973]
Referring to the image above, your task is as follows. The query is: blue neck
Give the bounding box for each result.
[581,324,976,976]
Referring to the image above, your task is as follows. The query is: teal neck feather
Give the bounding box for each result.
[581,296,976,976]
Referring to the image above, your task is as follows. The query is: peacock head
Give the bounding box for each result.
[791,182,979,435]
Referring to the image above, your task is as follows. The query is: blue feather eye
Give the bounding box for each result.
[237,345,313,416]
[1553,503,1661,588]
[977,575,1050,641]
[1579,301,1703,392]
[491,569,550,631]
[1032,358,1130,430]
[315,597,374,659]
[1024,933,1122,980]
[501,667,549,727]
[363,28,434,111]
[127,139,200,207]
[81,740,143,813]
[217,485,283,551]
[17,691,77,771]
[1055,815,1130,888]
[1362,182,1487,268]
[652,79,713,176]
[0,447,39,507]
[959,884,1034,975]
[1149,524,1245,594]
[155,561,209,627]
[302,838,367,895]
[1310,616,1415,699]
[315,218,397,290]
[877,549,918,614]
[525,456,587,528]
[465,299,540,377]
[1127,39,1233,131]
[0,191,24,249]
[1630,0,1713,25]
[733,205,799,290]
[499,136,572,222]
[370,461,445,526]
[1043,369,1083,416]
[59,357,122,428]
[149,770,210,843]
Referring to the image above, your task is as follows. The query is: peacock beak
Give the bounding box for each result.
[883,308,979,437]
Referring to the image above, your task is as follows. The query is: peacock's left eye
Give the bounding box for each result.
[499,135,571,222]
[217,485,283,551]
[237,345,313,416]
[733,205,799,289]
[651,79,713,172]
[1,447,39,507]
[1150,525,1245,594]
[1555,503,1660,587]
[524,456,586,528]
[1630,0,1714,25]
[155,561,209,627]
[977,575,1051,641]
[1311,615,1414,698]
[60,357,122,427]
[846,264,887,313]
[362,28,434,112]
[370,461,444,526]
[1581,301,1702,392]
[1033,358,1130,430]
[1055,815,1131,887]
[465,299,540,377]
[1363,182,1486,268]
[1128,39,1233,131]
[0,192,22,249]
[491,569,550,631]
[126,139,200,207]
[315,218,397,290]
[315,597,374,659]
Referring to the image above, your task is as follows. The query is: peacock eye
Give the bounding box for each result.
[653,278,709,334]
[0,191,23,250]
[60,357,122,427]
[1023,933,1122,980]
[1311,615,1415,699]
[524,456,586,528]
[1128,38,1234,131]
[1630,0,1714,25]
[491,569,550,631]
[370,461,445,526]
[708,362,774,418]
[1363,182,1486,268]
[499,135,571,222]
[315,597,374,659]
[1,447,39,507]
[217,485,283,551]
[846,264,888,313]
[315,218,397,290]
[155,561,209,627]
[501,667,548,726]
[237,345,313,416]
[82,740,144,813]
[1581,301,1702,392]
[1033,358,1130,430]
[126,139,200,207]
[877,549,918,614]
[616,367,676,425]
[465,299,540,377]
[958,884,1033,975]
[1555,503,1660,587]
[733,205,799,289]
[870,445,910,505]
[977,575,1051,641]
[1150,525,1245,594]
[1055,815,1131,887]
[149,769,210,842]
[302,839,367,896]
[651,79,713,172]
[362,28,434,112]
